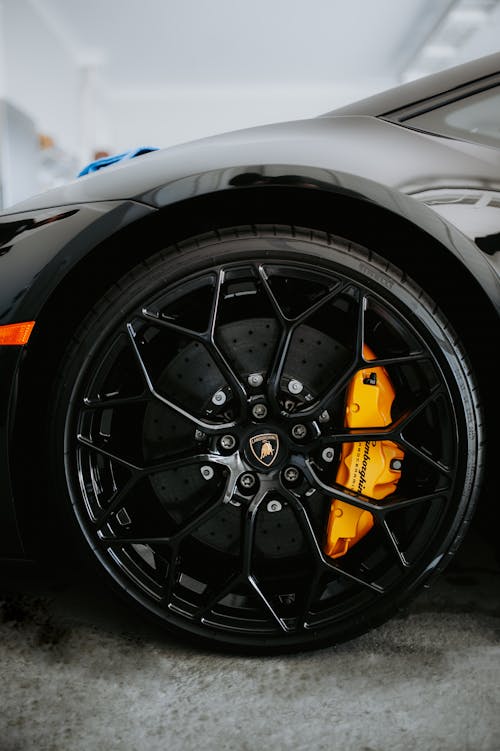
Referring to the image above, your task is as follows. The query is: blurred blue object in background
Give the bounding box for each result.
[78,147,159,177]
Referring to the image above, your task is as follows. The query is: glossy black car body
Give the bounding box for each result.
[0,53,498,650]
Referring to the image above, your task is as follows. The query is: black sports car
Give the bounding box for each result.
[1,52,498,652]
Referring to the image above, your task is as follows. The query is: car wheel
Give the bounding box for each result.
[50,226,483,652]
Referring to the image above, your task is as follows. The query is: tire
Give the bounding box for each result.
[50,226,484,652]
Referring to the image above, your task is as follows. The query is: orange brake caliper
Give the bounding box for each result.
[324,345,404,559]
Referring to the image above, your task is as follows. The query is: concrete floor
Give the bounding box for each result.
[0,525,499,751]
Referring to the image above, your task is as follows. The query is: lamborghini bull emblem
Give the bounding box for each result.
[249,433,280,467]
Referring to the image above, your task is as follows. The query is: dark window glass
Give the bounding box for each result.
[406,87,500,149]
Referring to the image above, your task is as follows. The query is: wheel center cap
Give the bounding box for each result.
[247,431,281,469]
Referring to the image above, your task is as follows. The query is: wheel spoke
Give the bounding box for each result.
[284,291,368,420]
[286,493,325,566]
[257,265,294,407]
[399,386,443,430]
[142,452,227,476]
[304,460,387,516]
[378,518,410,568]
[368,352,429,368]
[196,573,243,620]
[258,264,345,325]
[399,438,452,476]
[239,490,290,632]
[319,386,451,474]
[83,392,150,409]
[199,492,283,626]
[126,322,238,433]
[79,436,225,478]
[293,281,346,325]
[257,264,287,322]
[290,360,359,421]
[95,475,139,527]
[141,308,205,340]
[354,292,367,361]
[393,387,450,476]
[241,490,267,576]
[163,480,234,547]
[162,549,182,607]
[207,269,224,335]
[169,472,237,545]
[309,291,366,417]
[319,410,409,446]
[259,265,347,409]
[206,270,248,412]
[100,469,236,547]
[306,458,450,516]
[267,327,294,408]
[248,575,291,632]
[286,493,384,593]
[264,281,349,401]
[141,315,244,412]
[208,340,248,411]
[99,501,224,548]
[295,567,323,631]
[99,535,161,546]
[382,488,450,512]
[153,551,169,581]
[77,434,142,472]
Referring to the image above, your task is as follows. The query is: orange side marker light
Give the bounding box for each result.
[0,321,35,346]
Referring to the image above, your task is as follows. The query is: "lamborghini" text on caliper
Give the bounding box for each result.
[324,345,404,559]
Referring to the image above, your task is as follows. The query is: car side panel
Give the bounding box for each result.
[5,116,500,214]
[0,200,154,555]
[0,201,154,327]
[0,347,25,557]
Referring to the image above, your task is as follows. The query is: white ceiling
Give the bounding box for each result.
[35,0,452,89]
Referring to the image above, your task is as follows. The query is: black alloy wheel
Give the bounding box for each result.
[51,227,483,652]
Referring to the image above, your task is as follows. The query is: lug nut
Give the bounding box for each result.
[390,459,403,471]
[200,465,214,480]
[239,472,256,490]
[220,434,236,450]
[283,466,300,483]
[195,429,206,441]
[252,403,268,419]
[248,373,263,388]
[212,390,227,406]
[291,423,307,440]
[288,379,303,395]
[267,500,282,513]
[322,447,335,463]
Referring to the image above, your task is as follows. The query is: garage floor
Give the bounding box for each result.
[1,523,499,751]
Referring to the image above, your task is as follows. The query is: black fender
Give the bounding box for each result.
[2,170,498,330]
[0,200,154,556]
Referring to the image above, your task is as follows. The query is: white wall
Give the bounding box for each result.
[0,0,398,163]
[105,81,392,153]
[0,1,6,98]
[0,0,392,168]
[1,0,80,157]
